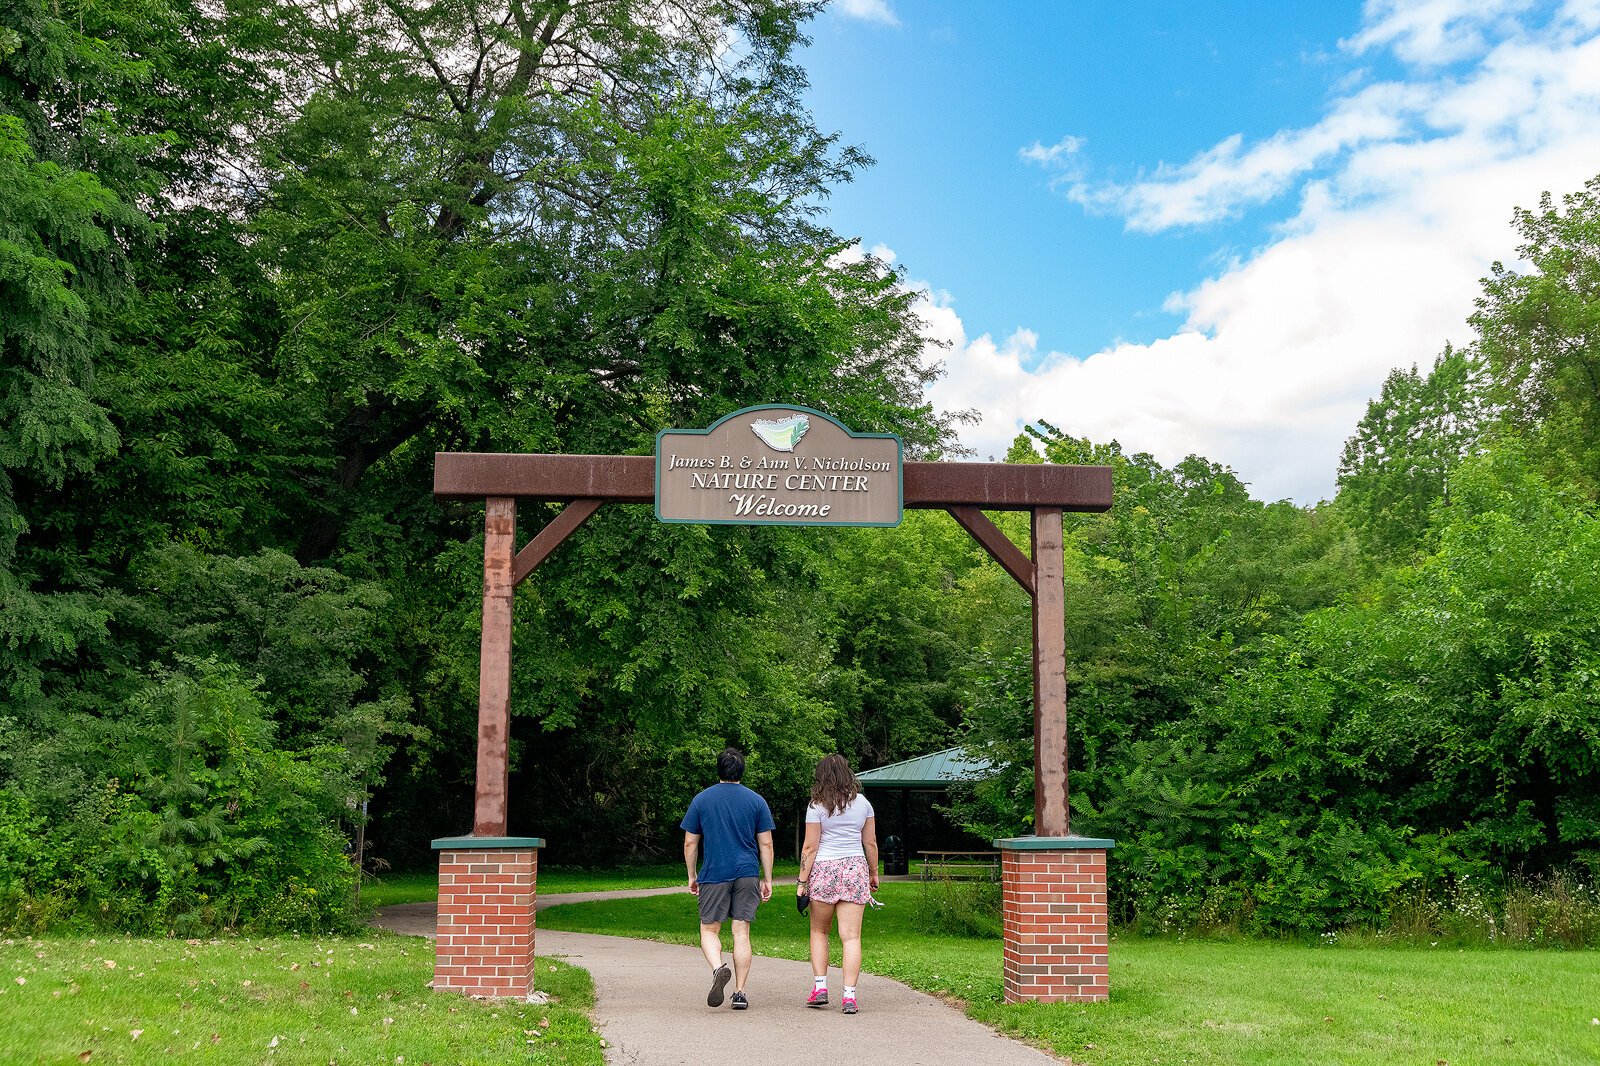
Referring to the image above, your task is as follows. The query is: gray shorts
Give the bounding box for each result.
[698,876,760,924]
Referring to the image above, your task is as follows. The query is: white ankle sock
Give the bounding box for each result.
[813,976,827,990]
[843,985,856,997]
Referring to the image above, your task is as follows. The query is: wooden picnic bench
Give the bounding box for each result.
[917,849,1001,881]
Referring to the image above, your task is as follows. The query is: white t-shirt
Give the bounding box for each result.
[806,794,875,861]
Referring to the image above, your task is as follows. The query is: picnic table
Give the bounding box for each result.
[917,849,1001,881]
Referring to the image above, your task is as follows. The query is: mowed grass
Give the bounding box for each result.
[361,861,802,908]
[539,882,1600,1066]
[0,934,602,1065]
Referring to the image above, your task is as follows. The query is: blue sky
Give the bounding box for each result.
[795,1,1600,502]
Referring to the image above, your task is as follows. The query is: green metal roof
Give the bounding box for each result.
[856,747,995,789]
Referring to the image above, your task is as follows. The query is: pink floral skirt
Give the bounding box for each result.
[809,856,872,905]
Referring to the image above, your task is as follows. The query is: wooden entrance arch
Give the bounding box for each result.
[430,451,1115,1003]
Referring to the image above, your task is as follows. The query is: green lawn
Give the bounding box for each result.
[0,935,603,1065]
[361,861,802,908]
[539,882,1600,1066]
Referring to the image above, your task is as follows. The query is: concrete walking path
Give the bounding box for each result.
[373,890,1064,1066]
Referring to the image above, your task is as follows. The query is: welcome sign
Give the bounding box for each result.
[655,405,903,526]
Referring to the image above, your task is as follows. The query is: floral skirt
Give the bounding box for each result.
[809,855,872,905]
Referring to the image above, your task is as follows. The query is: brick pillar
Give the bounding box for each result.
[432,836,544,1000]
[998,835,1115,1003]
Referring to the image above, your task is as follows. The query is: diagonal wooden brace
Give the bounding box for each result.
[947,506,1036,597]
[512,499,603,586]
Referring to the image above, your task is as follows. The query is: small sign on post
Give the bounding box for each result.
[655,405,903,526]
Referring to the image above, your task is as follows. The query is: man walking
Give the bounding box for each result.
[681,746,774,1009]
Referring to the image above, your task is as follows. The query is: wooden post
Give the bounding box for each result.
[1031,506,1069,837]
[476,496,516,837]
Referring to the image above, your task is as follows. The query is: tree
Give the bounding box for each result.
[1474,174,1600,499]
[0,1,146,701]
[218,0,961,861]
[951,428,1358,866]
[1336,345,1490,562]
[1,0,970,907]
[1,0,270,698]
[232,0,954,563]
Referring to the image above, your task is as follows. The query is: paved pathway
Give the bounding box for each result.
[374,890,1064,1066]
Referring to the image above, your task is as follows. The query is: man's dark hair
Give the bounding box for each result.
[717,747,746,782]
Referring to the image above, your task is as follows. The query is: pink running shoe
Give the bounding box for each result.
[842,995,858,1015]
[805,987,829,1008]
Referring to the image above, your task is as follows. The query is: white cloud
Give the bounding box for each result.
[932,3,1600,502]
[1019,136,1084,166]
[835,0,899,27]
[1343,0,1537,65]
[1073,82,1425,231]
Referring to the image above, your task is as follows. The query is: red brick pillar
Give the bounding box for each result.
[998,836,1115,1003]
[432,836,543,1000]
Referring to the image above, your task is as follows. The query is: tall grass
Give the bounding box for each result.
[1371,871,1600,948]
[1133,871,1600,948]
[913,874,1002,938]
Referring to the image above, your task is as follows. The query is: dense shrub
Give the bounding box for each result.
[0,659,359,935]
[951,443,1600,939]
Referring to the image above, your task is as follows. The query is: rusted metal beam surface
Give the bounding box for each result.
[511,499,603,586]
[436,453,1113,511]
[946,506,1035,597]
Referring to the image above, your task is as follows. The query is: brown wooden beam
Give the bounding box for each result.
[946,506,1035,597]
[435,453,1112,512]
[475,497,516,837]
[907,462,1109,511]
[1031,507,1070,837]
[511,499,603,587]
[436,454,654,503]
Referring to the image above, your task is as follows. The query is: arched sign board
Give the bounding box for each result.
[655,405,903,526]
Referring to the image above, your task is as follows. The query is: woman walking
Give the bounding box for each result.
[797,754,879,1014]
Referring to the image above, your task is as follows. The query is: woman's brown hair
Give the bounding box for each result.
[809,753,860,816]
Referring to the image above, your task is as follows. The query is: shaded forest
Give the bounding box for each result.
[2,0,1596,937]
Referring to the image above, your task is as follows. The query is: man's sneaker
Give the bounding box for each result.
[731,991,748,1010]
[707,964,732,1007]
[805,987,829,1008]
[842,995,858,1015]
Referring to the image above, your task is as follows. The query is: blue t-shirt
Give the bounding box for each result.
[680,782,775,885]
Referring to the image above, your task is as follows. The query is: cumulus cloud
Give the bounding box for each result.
[942,1,1600,502]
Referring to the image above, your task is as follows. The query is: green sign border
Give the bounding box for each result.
[655,404,904,528]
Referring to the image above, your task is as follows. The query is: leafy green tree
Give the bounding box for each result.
[1474,174,1600,499]
[182,1,961,861]
[812,513,1029,771]
[0,1,148,702]
[233,0,951,562]
[1189,439,1600,930]
[1337,345,1490,562]
[969,433,1599,935]
[950,428,1361,921]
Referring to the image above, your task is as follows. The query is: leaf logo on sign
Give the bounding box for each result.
[749,414,810,452]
